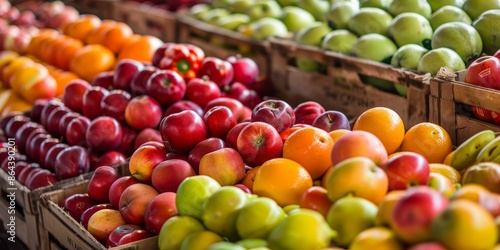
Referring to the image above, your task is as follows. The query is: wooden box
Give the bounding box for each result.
[65,0,117,19]
[270,37,430,129]
[112,1,177,42]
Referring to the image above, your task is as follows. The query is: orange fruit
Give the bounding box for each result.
[283,127,334,180]
[240,166,261,192]
[62,14,102,42]
[52,70,80,97]
[443,150,454,165]
[69,44,116,82]
[53,37,84,70]
[352,107,405,154]
[400,122,452,164]
[100,22,134,53]
[117,35,164,63]
[84,19,116,45]
[328,129,351,144]
[429,163,461,184]
[253,158,313,207]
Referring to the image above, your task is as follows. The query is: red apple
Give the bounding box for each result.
[58,112,80,139]
[312,110,351,132]
[407,242,448,250]
[81,204,115,230]
[163,99,203,118]
[113,59,145,92]
[116,126,137,157]
[251,99,295,133]
[17,163,40,185]
[4,114,31,138]
[225,82,262,109]
[236,122,283,167]
[88,166,120,203]
[204,97,246,122]
[151,43,174,67]
[119,183,159,225]
[146,69,186,105]
[92,151,127,171]
[66,116,91,146]
[198,57,234,87]
[134,128,162,150]
[199,147,246,185]
[106,224,142,248]
[471,106,494,123]
[151,159,196,193]
[117,229,151,245]
[185,77,221,108]
[391,186,449,244]
[165,152,189,161]
[108,176,141,208]
[299,186,333,219]
[63,193,98,221]
[144,192,178,235]
[130,65,157,96]
[82,86,109,119]
[14,121,43,154]
[128,144,168,183]
[25,169,57,190]
[43,143,68,172]
[30,98,49,123]
[100,89,131,124]
[187,137,226,173]
[125,95,163,130]
[492,111,500,125]
[225,121,251,149]
[25,132,50,163]
[203,105,237,139]
[39,138,60,168]
[45,106,70,138]
[91,71,114,90]
[12,161,28,178]
[62,79,91,113]
[40,99,65,129]
[54,145,90,180]
[294,101,326,125]
[227,55,259,88]
[160,109,207,154]
[86,116,123,152]
[381,152,430,191]
[465,56,500,90]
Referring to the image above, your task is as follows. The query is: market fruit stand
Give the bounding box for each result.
[1,0,500,249]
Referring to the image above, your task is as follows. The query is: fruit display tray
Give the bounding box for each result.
[429,73,500,146]
[111,1,177,43]
[269,37,430,130]
[65,0,117,20]
[176,15,271,77]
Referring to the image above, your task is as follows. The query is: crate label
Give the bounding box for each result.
[66,235,84,250]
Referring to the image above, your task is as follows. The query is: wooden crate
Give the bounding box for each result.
[112,1,177,42]
[65,0,117,19]
[429,74,500,146]
[176,15,271,77]
[38,180,158,250]
[270,37,430,129]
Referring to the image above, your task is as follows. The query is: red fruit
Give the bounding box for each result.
[62,79,91,113]
[88,166,120,203]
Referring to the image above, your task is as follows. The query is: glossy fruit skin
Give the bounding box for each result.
[381,152,430,191]
[465,56,500,90]
[160,110,207,154]
[198,57,234,87]
[54,145,90,180]
[63,193,98,221]
[86,116,123,152]
[251,99,296,133]
[87,166,120,203]
[146,69,186,105]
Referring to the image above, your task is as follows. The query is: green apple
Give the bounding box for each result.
[295,22,332,72]
[208,242,247,250]
[326,1,359,29]
[212,0,235,8]
[321,29,358,54]
[417,48,466,76]
[359,0,393,11]
[276,0,299,6]
[280,6,316,33]
[298,0,331,21]
[251,17,289,40]
[331,0,359,8]
[180,231,224,250]
[429,5,472,30]
[431,22,483,65]
[473,9,500,55]
[201,8,231,24]
[388,12,433,47]
[246,1,283,21]
[176,176,222,220]
[391,44,429,70]
[347,7,393,36]
[427,0,465,12]
[236,239,268,249]
[158,216,205,250]
[268,209,334,250]
[217,14,251,31]
[388,0,432,19]
[189,4,212,20]
[228,0,256,14]
[463,0,500,21]
[327,196,378,247]
[236,197,286,239]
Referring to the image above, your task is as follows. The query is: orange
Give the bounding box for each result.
[69,44,116,82]
[52,70,80,97]
[62,14,102,42]
[429,163,461,184]
[1,98,31,117]
[283,127,334,179]
[400,122,452,164]
[84,19,116,45]
[117,35,164,63]
[328,129,351,144]
[352,107,405,154]
[53,37,84,70]
[240,166,261,192]
[443,150,454,165]
[100,22,134,53]
[253,158,313,207]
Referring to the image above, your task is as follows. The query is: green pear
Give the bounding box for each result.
[347,7,393,36]
[473,9,500,55]
[326,1,359,29]
[251,17,289,40]
[298,0,331,21]
[326,196,378,247]
[208,242,247,250]
[200,8,231,24]
[330,0,359,8]
[276,0,299,6]
[228,0,256,14]
[295,22,332,72]
[388,0,432,19]
[158,216,205,250]
[321,29,358,54]
[427,0,465,12]
[391,44,429,70]
[217,14,251,31]
[359,0,393,11]
[235,239,268,249]
[280,6,316,33]
[246,1,283,21]
[236,197,286,239]
[188,4,212,20]
[176,176,221,220]
[212,0,236,8]
[388,12,433,47]
[431,22,483,65]
[429,5,472,30]
[417,48,466,76]
[463,0,500,21]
